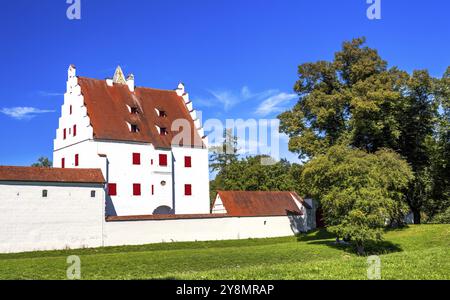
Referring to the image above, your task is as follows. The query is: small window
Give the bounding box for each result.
[159,110,167,117]
[61,158,65,169]
[75,154,79,167]
[185,156,192,168]
[91,190,96,198]
[42,190,48,198]
[185,184,192,196]
[161,180,167,186]
[132,153,141,165]
[159,154,168,166]
[133,184,141,196]
[131,124,139,133]
[160,127,168,136]
[108,183,117,196]
[63,129,66,140]
[73,125,77,137]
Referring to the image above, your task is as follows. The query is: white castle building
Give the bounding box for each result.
[53,65,210,216]
[0,65,316,253]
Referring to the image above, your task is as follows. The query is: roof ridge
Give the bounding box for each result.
[78,76,177,93]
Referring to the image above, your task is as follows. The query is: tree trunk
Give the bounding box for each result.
[356,244,365,256]
[412,208,421,224]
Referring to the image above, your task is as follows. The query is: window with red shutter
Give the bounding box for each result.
[108,183,117,196]
[159,154,168,166]
[185,184,192,196]
[132,153,141,165]
[63,129,66,140]
[185,156,192,168]
[151,185,154,195]
[70,105,72,115]
[75,154,79,167]
[133,184,141,196]
[61,158,65,169]
[73,125,77,137]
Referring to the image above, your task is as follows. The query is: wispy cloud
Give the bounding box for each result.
[0,107,55,120]
[255,92,297,117]
[197,86,279,111]
[36,91,64,97]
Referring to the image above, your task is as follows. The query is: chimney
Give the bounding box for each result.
[126,74,135,92]
[176,82,185,97]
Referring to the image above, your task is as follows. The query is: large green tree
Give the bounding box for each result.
[302,145,414,254]
[279,37,447,223]
[211,155,302,194]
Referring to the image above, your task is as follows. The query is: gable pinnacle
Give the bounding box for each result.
[113,66,127,84]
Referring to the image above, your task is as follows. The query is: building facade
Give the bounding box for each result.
[53,65,210,216]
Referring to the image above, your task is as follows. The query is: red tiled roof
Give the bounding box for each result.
[78,77,205,149]
[215,191,309,217]
[0,166,105,184]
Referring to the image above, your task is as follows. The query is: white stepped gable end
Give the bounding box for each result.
[54,65,94,153]
[182,93,190,104]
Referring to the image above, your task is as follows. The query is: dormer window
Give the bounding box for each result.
[131,106,139,114]
[131,124,139,133]
[160,127,168,136]
[155,108,167,118]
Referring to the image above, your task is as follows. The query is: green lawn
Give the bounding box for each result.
[0,225,449,280]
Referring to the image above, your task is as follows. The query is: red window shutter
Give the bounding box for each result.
[61,158,65,169]
[151,159,154,166]
[132,153,141,165]
[75,154,79,167]
[70,105,72,115]
[133,184,141,196]
[185,156,192,168]
[63,129,66,140]
[108,183,117,196]
[185,184,192,196]
[159,154,168,166]
[151,185,154,195]
[73,125,77,137]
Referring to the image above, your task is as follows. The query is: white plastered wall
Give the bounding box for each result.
[0,182,105,253]
[172,146,210,214]
[103,216,298,247]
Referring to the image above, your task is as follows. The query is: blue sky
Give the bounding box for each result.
[0,0,449,166]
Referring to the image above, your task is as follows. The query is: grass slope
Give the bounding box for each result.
[0,225,449,280]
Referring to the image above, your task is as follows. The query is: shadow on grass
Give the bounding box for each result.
[296,229,403,256]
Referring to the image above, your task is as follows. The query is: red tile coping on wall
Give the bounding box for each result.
[0,166,105,184]
[105,211,302,222]
[106,214,229,222]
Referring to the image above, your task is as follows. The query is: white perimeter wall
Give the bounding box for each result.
[103,216,297,247]
[0,181,307,254]
[0,182,105,253]
[0,182,300,253]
